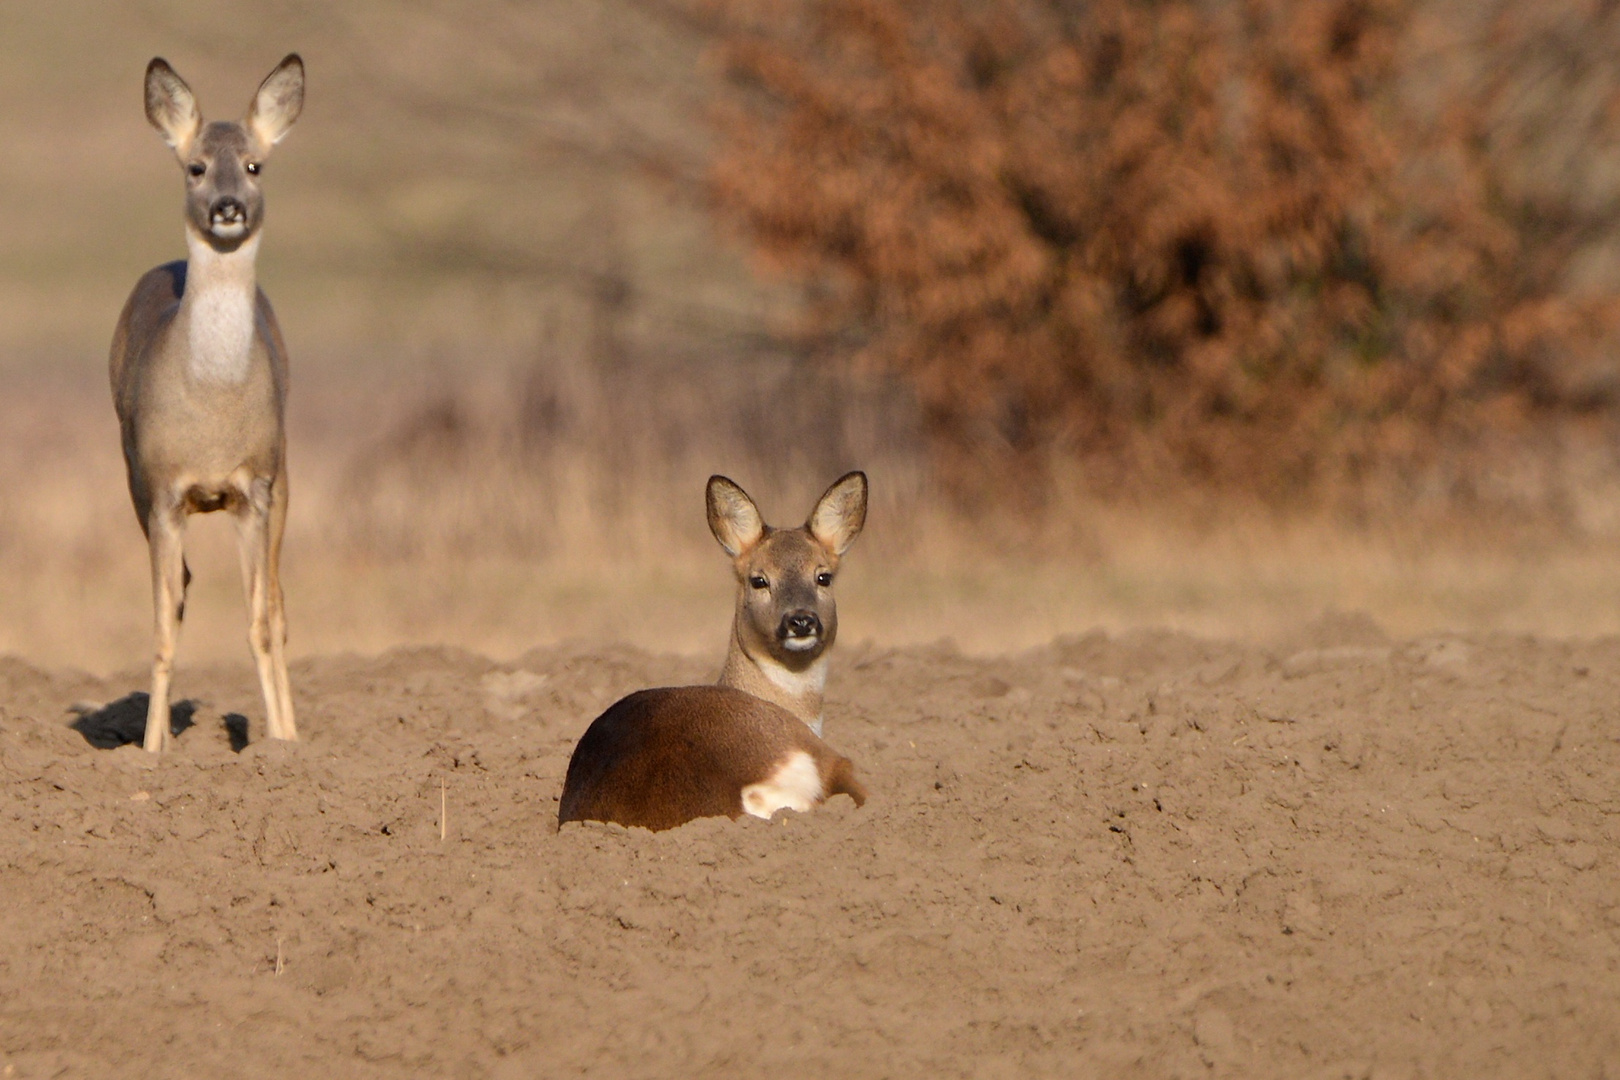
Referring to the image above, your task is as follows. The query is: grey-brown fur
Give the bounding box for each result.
[558,685,867,832]
[110,55,304,752]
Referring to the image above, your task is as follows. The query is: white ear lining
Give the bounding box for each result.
[808,473,868,556]
[708,478,764,556]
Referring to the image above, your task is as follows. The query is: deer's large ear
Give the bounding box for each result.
[707,476,765,557]
[145,58,202,158]
[248,54,304,149]
[808,471,867,556]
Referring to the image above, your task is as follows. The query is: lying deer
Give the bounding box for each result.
[559,472,871,831]
[109,56,304,752]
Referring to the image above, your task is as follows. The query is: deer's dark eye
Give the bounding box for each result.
[187,162,205,177]
[245,161,261,175]
[749,575,769,590]
[816,572,833,587]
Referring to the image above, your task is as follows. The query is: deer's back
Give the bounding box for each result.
[558,685,864,832]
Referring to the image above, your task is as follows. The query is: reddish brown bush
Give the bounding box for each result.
[710,0,1620,507]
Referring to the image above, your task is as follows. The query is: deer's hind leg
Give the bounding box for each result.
[234,471,297,742]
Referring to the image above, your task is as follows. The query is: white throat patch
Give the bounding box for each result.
[757,654,827,735]
[758,654,827,697]
[740,751,823,820]
[183,232,259,384]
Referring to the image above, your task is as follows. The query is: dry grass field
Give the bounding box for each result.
[4,3,1620,1077]
[10,358,1620,675]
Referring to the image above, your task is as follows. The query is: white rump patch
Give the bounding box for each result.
[740,751,823,820]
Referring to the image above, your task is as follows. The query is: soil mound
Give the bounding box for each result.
[2,631,1616,1076]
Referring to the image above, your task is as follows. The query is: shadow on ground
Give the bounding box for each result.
[68,694,196,749]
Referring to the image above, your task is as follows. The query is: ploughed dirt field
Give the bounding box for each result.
[2,617,1618,1078]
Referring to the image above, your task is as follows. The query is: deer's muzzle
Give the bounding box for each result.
[209,198,248,236]
[779,611,823,650]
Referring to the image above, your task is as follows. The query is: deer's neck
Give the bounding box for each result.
[179,230,259,385]
[718,624,828,736]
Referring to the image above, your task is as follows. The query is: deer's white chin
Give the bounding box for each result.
[781,636,820,653]
[210,221,247,239]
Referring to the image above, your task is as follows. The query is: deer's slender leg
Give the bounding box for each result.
[266,467,296,738]
[235,475,295,742]
[143,498,187,753]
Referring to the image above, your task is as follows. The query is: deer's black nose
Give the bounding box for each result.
[210,198,246,223]
[782,611,821,639]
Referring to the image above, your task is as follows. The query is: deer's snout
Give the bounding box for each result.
[780,610,822,644]
[210,198,247,225]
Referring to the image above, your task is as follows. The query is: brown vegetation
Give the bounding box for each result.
[711,0,1620,507]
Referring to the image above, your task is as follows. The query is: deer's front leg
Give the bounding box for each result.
[235,474,296,742]
[143,498,187,753]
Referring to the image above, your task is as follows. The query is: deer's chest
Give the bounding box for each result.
[185,286,257,384]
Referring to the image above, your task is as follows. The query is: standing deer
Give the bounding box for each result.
[109,55,304,752]
[559,472,870,831]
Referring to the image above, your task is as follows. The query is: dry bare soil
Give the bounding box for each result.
[2,617,1617,1078]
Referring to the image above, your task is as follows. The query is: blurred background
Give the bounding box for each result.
[8,0,1620,673]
